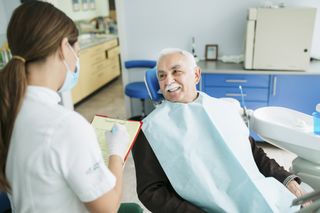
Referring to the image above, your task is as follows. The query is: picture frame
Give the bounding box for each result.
[89,0,96,10]
[82,0,88,11]
[72,0,80,11]
[205,44,218,61]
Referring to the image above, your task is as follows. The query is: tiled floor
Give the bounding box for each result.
[75,77,297,212]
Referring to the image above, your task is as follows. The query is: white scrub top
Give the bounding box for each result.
[6,86,116,213]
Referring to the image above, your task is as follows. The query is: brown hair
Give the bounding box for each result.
[0,1,78,192]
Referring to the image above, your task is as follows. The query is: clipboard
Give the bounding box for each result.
[91,115,142,164]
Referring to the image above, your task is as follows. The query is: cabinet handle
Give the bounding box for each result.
[225,79,248,83]
[272,76,277,96]
[225,93,247,97]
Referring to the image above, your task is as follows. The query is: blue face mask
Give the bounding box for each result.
[58,44,80,93]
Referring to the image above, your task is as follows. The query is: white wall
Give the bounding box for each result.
[116,0,320,117]
[118,0,320,61]
[0,4,7,35]
[117,0,263,62]
[0,0,20,34]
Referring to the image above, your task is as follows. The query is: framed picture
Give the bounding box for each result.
[72,0,80,11]
[205,44,218,61]
[89,0,96,10]
[82,0,88,10]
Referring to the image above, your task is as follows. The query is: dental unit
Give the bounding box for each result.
[233,87,320,191]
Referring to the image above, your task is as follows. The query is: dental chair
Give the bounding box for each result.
[0,192,11,213]
[124,60,157,120]
[251,107,320,190]
[144,68,163,105]
[144,67,320,192]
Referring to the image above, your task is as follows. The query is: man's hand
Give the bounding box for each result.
[287,180,312,207]
[105,123,130,162]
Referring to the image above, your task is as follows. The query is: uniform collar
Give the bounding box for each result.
[26,86,61,104]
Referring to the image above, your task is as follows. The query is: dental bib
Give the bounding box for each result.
[143,92,297,213]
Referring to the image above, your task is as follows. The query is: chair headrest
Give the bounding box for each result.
[125,60,156,69]
[144,68,164,103]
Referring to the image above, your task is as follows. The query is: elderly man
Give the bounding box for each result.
[132,48,305,213]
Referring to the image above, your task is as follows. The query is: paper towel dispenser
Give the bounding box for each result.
[244,7,316,71]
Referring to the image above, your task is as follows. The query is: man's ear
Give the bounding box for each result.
[194,67,201,84]
[58,37,69,60]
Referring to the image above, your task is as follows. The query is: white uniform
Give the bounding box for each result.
[6,86,116,213]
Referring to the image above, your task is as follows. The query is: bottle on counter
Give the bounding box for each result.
[312,103,320,135]
[191,36,199,62]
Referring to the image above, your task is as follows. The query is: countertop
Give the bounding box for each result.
[79,34,118,49]
[198,60,320,75]
[0,34,119,70]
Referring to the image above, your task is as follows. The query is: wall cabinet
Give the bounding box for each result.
[72,39,120,104]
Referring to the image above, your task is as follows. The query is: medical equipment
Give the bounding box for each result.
[244,7,316,71]
[292,190,320,213]
[239,85,250,127]
[251,107,320,190]
[313,103,320,135]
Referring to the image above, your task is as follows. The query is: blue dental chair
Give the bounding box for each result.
[144,68,164,105]
[0,192,11,213]
[124,60,156,120]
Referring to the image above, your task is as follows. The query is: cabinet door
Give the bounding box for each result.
[202,73,270,110]
[71,39,120,104]
[269,75,320,114]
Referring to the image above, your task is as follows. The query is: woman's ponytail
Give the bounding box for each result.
[0,58,28,192]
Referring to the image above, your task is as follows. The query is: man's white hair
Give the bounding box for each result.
[157,48,197,71]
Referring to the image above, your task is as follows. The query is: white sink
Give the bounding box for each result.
[251,107,320,163]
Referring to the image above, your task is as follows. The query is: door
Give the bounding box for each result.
[269,75,320,114]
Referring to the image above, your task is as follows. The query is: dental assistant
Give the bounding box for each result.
[0,2,129,213]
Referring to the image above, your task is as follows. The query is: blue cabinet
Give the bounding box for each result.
[202,73,320,113]
[269,75,320,114]
[201,73,320,141]
[202,73,270,110]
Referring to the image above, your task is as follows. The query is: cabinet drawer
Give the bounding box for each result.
[73,39,120,104]
[245,101,268,110]
[102,38,118,50]
[203,74,270,88]
[107,46,120,58]
[80,48,103,66]
[204,87,269,102]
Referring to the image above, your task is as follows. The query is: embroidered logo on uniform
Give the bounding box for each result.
[86,161,101,175]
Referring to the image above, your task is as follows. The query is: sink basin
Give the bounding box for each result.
[251,106,320,163]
